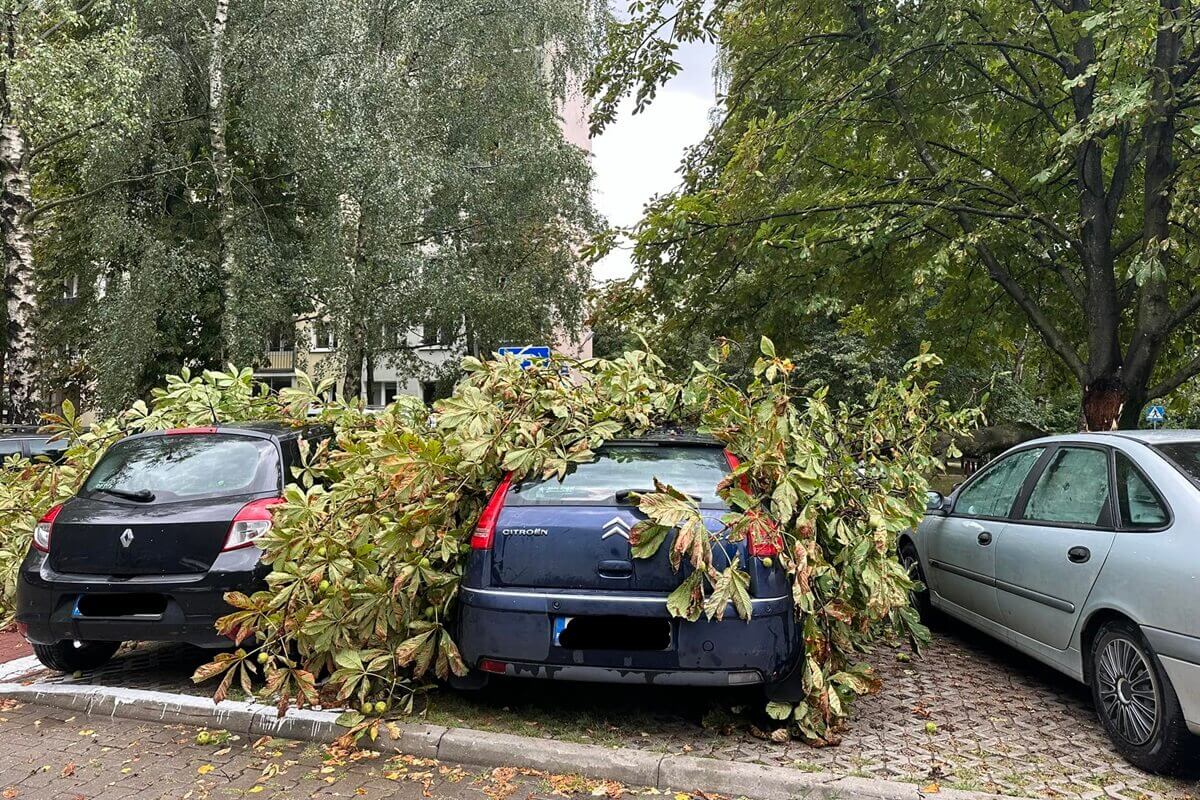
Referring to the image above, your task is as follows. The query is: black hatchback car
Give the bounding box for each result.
[15,423,328,672]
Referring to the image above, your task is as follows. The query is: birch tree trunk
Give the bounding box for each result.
[0,10,38,423]
[339,195,367,400]
[1,120,37,423]
[208,0,238,357]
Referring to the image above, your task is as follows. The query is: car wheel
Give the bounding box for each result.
[32,640,120,673]
[1089,620,1196,773]
[447,668,490,692]
[898,541,932,619]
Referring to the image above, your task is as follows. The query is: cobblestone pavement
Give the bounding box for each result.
[0,699,645,800]
[9,617,1200,800]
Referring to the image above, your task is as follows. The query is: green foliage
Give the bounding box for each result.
[0,344,977,744]
[588,0,1200,427]
[25,0,605,411]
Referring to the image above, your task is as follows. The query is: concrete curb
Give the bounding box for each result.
[0,678,1027,800]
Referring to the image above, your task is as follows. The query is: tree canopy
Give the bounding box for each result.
[590,0,1200,429]
[3,0,603,416]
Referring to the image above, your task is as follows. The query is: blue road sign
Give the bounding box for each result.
[1146,405,1166,424]
[497,345,551,369]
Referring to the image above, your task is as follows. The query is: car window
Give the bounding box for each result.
[83,434,280,503]
[509,445,729,506]
[1115,453,1168,528]
[0,439,23,457]
[1022,447,1110,526]
[1153,442,1200,485]
[27,438,65,460]
[954,448,1044,518]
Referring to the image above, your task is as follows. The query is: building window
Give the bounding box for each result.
[421,381,438,405]
[262,375,294,394]
[372,380,403,407]
[379,326,408,352]
[266,326,294,352]
[312,321,337,351]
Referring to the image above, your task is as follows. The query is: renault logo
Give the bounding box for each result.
[601,517,631,541]
[119,528,134,548]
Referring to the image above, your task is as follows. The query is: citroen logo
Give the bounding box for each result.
[119,528,134,548]
[601,517,631,541]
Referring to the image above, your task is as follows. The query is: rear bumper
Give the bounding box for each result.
[15,548,267,648]
[456,586,799,686]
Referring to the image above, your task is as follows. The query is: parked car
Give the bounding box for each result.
[0,425,68,463]
[15,423,330,672]
[902,431,1200,772]
[454,430,803,698]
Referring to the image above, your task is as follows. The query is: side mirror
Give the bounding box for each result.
[925,490,948,515]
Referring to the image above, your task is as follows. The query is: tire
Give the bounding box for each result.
[898,541,932,620]
[32,640,120,673]
[1088,620,1197,774]
[447,668,490,692]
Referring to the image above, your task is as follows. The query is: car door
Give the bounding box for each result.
[995,444,1117,650]
[925,446,1045,623]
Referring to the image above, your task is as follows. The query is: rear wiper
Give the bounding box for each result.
[96,487,156,502]
[615,488,701,504]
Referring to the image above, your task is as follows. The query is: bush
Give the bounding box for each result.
[0,341,978,744]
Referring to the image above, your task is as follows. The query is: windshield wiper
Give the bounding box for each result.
[615,488,701,504]
[96,487,156,502]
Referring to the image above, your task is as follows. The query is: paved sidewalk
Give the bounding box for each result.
[0,699,643,800]
[7,618,1200,799]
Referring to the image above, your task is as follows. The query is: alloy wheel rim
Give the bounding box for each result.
[900,549,921,605]
[1096,637,1158,746]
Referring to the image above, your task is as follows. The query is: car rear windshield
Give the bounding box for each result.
[508,445,730,506]
[83,434,280,503]
[1154,442,1200,486]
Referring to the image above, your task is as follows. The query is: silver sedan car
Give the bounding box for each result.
[902,431,1200,773]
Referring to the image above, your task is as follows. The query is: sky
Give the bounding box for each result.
[589,26,718,283]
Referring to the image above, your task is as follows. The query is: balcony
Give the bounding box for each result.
[258,349,296,373]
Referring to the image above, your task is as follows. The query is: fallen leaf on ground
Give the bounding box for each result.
[197,764,214,775]
[921,783,940,794]
[60,763,76,777]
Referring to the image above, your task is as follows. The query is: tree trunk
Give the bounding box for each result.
[364,353,375,405]
[0,8,38,424]
[343,335,364,401]
[208,0,238,358]
[1082,373,1126,431]
[1,120,37,423]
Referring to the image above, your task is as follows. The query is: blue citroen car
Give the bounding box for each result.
[454,431,802,696]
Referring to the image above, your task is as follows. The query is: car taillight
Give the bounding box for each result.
[224,497,283,551]
[746,521,781,557]
[471,473,514,550]
[724,451,781,558]
[33,503,63,552]
[723,450,753,494]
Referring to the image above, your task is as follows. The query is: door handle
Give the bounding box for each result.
[977,531,993,546]
[1067,546,1091,564]
[597,560,633,579]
